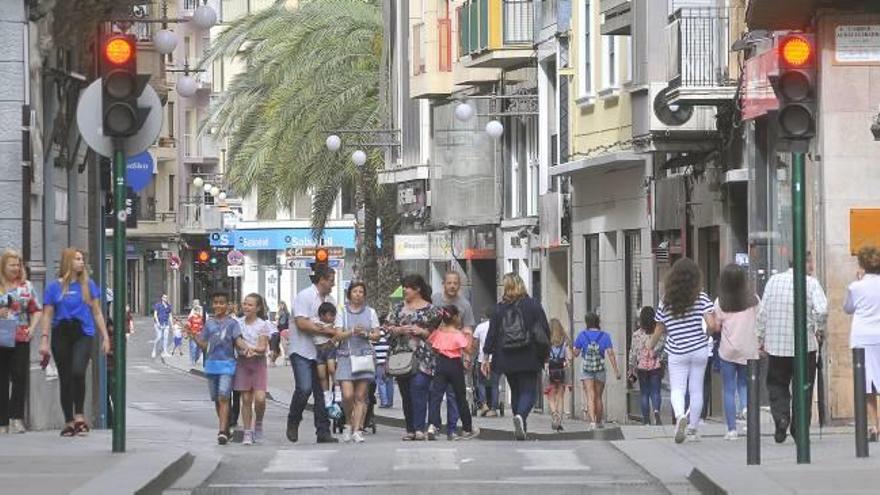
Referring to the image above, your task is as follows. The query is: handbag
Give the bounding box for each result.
[0,319,16,348]
[387,338,417,377]
[343,309,375,374]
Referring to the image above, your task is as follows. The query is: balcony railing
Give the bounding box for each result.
[438,18,452,72]
[667,6,739,90]
[459,0,533,56]
[183,134,220,161]
[179,202,223,231]
[503,0,533,44]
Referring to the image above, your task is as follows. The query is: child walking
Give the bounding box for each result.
[235,293,275,445]
[171,318,184,356]
[629,306,665,425]
[315,302,342,419]
[573,312,621,430]
[427,305,479,440]
[546,318,572,432]
[188,292,248,445]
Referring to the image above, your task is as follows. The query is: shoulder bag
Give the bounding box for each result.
[345,308,376,374]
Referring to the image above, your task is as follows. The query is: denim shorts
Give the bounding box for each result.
[315,345,337,364]
[581,370,607,382]
[207,373,234,401]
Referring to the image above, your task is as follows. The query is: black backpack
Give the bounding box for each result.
[501,302,531,350]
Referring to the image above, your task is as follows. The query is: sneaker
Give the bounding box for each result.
[342,426,353,443]
[686,428,700,442]
[674,416,688,444]
[243,430,254,445]
[316,432,339,443]
[724,430,739,441]
[352,431,365,443]
[478,404,490,416]
[596,421,605,429]
[286,423,300,443]
[447,433,457,441]
[457,428,479,441]
[512,415,526,441]
[484,410,498,418]
[588,422,597,431]
[151,350,157,359]
[414,431,426,441]
[254,422,264,442]
[9,419,25,434]
[401,432,416,441]
[161,352,171,358]
[774,417,789,444]
[217,431,229,445]
[426,425,437,441]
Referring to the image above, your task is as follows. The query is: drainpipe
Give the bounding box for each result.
[21,20,31,260]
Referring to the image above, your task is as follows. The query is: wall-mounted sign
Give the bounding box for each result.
[835,25,880,64]
[227,265,244,277]
[429,230,453,261]
[397,180,428,214]
[233,228,356,251]
[210,231,234,247]
[394,234,430,260]
[452,226,496,260]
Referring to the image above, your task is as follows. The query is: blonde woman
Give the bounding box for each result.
[39,248,111,437]
[482,273,550,440]
[0,250,42,433]
[545,318,572,432]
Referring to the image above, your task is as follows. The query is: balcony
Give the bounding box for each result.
[459,0,534,69]
[665,6,741,106]
[179,201,224,234]
[410,18,458,98]
[182,134,220,164]
[600,0,631,35]
[534,0,570,44]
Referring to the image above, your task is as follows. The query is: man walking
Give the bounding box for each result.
[287,264,339,444]
[152,294,173,359]
[432,271,476,438]
[757,253,828,444]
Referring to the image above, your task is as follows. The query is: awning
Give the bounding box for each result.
[390,286,403,299]
[746,0,819,30]
[549,152,645,177]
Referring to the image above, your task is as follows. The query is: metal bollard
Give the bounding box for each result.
[853,347,869,458]
[747,358,761,465]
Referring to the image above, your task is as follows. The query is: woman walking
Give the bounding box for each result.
[546,318,571,432]
[0,250,42,434]
[844,246,880,441]
[39,248,111,436]
[385,274,440,441]
[482,273,550,440]
[272,301,290,366]
[335,281,381,443]
[629,306,664,425]
[708,264,760,440]
[650,257,715,444]
[234,293,274,445]
[573,312,622,430]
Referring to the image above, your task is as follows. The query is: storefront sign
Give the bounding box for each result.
[227,265,244,277]
[835,25,880,64]
[233,228,356,251]
[741,47,779,120]
[394,234,431,260]
[210,231,234,247]
[452,226,496,260]
[397,180,427,214]
[429,231,453,261]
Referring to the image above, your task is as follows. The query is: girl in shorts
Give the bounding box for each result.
[545,318,572,432]
[234,293,275,445]
[573,312,621,430]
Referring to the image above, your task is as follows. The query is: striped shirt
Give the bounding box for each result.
[373,334,390,364]
[655,292,713,355]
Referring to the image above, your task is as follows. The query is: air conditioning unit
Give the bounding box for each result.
[648,83,718,135]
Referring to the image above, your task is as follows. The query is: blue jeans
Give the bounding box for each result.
[719,358,748,432]
[445,385,459,434]
[429,356,472,433]
[637,369,662,423]
[506,370,538,431]
[397,372,432,433]
[153,323,169,355]
[375,363,394,407]
[475,361,500,409]
[189,338,202,366]
[287,353,331,435]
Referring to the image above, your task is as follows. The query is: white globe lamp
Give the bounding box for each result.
[203,183,212,193]
[153,29,178,55]
[210,186,220,197]
[192,5,218,30]
[193,177,204,189]
[486,120,504,139]
[218,191,227,201]
[177,75,199,98]
[351,150,367,167]
[454,102,474,122]
[326,134,342,152]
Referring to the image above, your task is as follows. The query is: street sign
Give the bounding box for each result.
[227,249,244,266]
[210,231,233,247]
[126,151,155,192]
[227,265,244,277]
[285,258,344,270]
[76,79,163,157]
[168,254,181,271]
[284,246,344,259]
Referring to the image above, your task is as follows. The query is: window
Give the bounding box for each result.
[602,36,621,92]
[184,36,192,63]
[169,174,175,212]
[413,23,425,75]
[184,110,194,157]
[584,234,600,313]
[167,102,174,138]
[577,0,594,103]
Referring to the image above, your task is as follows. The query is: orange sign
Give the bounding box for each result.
[850,209,880,254]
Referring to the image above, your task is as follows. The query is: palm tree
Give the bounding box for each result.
[201,0,399,307]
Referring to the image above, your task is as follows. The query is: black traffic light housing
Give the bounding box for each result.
[101,34,151,138]
[770,33,817,148]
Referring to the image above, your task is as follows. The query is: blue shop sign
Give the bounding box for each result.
[209,231,234,247]
[233,228,356,251]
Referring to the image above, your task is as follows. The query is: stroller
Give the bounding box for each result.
[331,382,378,435]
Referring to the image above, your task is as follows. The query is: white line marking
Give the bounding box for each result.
[517,449,591,471]
[263,449,337,473]
[393,448,459,471]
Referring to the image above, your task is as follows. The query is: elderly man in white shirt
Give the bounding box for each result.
[844,246,880,441]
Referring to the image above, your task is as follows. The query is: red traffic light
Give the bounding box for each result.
[780,35,812,67]
[197,250,210,263]
[105,37,134,66]
[315,248,329,263]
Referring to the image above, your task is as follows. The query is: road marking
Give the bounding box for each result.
[129,401,168,412]
[393,448,459,471]
[517,449,591,471]
[263,449,337,473]
[131,364,160,374]
[209,479,653,489]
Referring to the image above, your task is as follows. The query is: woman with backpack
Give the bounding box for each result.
[629,306,664,425]
[649,257,716,444]
[573,312,621,430]
[708,263,760,440]
[482,273,550,441]
[546,318,571,432]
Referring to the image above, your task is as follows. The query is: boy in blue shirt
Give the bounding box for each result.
[573,312,621,430]
[188,292,248,445]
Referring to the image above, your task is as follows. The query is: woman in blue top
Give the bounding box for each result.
[649,257,716,444]
[573,312,621,430]
[38,248,111,437]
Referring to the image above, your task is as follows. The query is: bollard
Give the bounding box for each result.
[853,347,869,458]
[747,358,761,465]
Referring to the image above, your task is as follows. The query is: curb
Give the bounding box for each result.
[687,468,726,495]
[70,449,193,495]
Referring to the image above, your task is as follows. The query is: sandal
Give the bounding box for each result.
[74,421,90,437]
[60,425,76,437]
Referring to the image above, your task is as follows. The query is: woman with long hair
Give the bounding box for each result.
[650,257,715,444]
[385,274,440,441]
[629,306,664,425]
[845,246,880,441]
[546,318,571,432]
[234,293,274,445]
[272,301,290,366]
[708,264,760,440]
[334,281,381,443]
[0,250,42,434]
[39,248,111,436]
[482,273,550,440]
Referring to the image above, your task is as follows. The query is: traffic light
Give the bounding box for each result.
[772,33,817,141]
[314,247,329,265]
[101,34,151,137]
[196,250,210,265]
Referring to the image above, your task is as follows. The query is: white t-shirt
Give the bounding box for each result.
[473,320,490,363]
[236,317,275,348]
[290,284,336,360]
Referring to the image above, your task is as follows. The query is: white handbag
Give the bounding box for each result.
[344,308,375,374]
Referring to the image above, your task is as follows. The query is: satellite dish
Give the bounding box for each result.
[653,85,694,127]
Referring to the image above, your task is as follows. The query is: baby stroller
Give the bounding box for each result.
[331,383,378,435]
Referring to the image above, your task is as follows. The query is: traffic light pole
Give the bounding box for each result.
[112,141,127,453]
[791,151,810,463]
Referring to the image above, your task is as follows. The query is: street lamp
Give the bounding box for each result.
[351,150,367,167]
[455,102,474,122]
[193,177,204,189]
[326,134,342,152]
[192,4,218,30]
[203,183,212,193]
[210,186,220,197]
[218,191,227,201]
[153,29,178,54]
[486,120,504,139]
[176,74,199,97]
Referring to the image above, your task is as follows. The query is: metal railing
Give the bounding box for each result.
[667,6,740,88]
[459,0,533,56]
[179,202,223,231]
[504,0,534,44]
[183,134,220,160]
